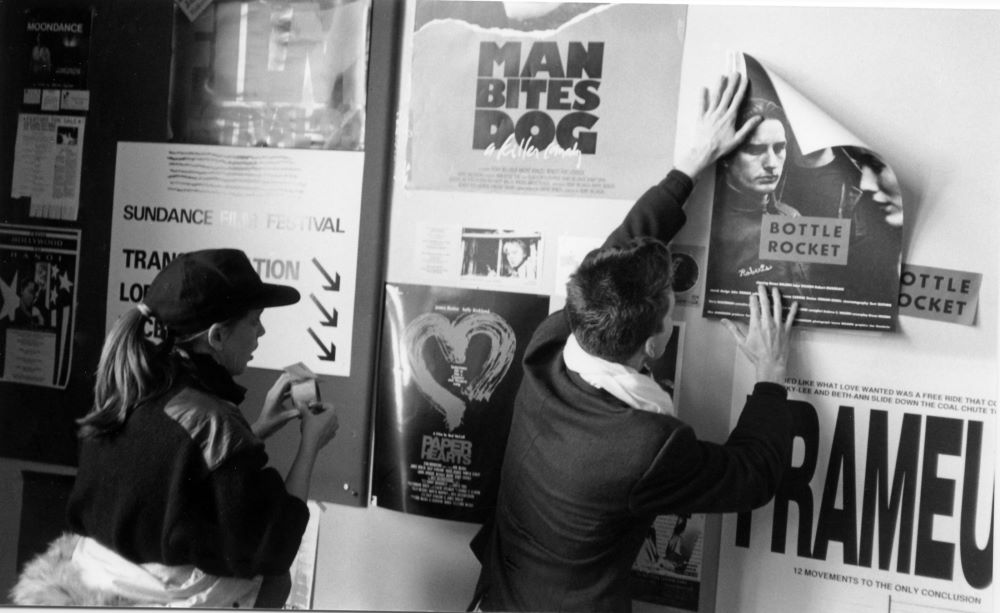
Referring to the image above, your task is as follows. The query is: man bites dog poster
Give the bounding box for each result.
[374,283,548,522]
[404,1,686,200]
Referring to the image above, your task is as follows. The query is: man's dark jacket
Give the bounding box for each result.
[472,170,795,612]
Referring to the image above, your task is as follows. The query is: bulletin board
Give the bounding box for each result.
[0,0,178,466]
[0,0,403,507]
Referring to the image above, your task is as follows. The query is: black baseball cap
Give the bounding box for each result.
[144,248,300,336]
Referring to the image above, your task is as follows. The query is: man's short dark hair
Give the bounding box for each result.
[565,237,673,363]
[738,97,787,130]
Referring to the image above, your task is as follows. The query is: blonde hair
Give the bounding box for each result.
[77,307,176,438]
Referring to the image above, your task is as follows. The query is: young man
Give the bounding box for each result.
[708,97,810,292]
[470,73,800,612]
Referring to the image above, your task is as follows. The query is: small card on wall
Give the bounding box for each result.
[897,263,981,325]
[285,362,320,411]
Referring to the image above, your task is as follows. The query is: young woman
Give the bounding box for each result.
[14,249,339,607]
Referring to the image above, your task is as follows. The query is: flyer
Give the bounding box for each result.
[703,53,903,332]
[22,8,92,94]
[11,113,86,220]
[630,513,705,612]
[669,243,707,309]
[716,342,995,612]
[405,1,686,199]
[0,224,81,389]
[374,283,549,522]
[107,142,364,377]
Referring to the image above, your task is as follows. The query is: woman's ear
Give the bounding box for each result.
[206,323,227,351]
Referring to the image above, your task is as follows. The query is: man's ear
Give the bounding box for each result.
[644,337,658,360]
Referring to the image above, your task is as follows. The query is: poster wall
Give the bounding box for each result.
[704,53,903,332]
[405,1,686,200]
[0,224,80,389]
[374,283,549,522]
[12,8,92,221]
[107,142,364,377]
[716,342,995,613]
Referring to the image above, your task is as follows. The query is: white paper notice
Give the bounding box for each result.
[11,113,85,220]
[107,143,364,377]
[284,500,322,609]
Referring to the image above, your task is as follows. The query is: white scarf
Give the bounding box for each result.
[73,536,262,608]
[563,333,675,416]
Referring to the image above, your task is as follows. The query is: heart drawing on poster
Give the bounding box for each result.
[404,311,516,431]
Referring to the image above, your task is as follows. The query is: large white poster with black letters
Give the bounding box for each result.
[107,142,363,377]
[717,340,995,613]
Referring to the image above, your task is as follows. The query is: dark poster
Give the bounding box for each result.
[630,513,704,612]
[0,224,81,389]
[704,53,903,332]
[374,283,549,522]
[23,7,92,93]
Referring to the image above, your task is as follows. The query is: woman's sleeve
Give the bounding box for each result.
[170,404,309,577]
[199,445,309,577]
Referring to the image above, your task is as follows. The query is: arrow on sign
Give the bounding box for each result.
[310,294,338,327]
[312,258,340,291]
[308,328,337,362]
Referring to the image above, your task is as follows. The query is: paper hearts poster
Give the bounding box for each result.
[374,283,548,522]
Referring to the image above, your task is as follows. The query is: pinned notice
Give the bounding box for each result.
[898,263,981,325]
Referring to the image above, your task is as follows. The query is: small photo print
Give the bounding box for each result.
[669,244,706,308]
[56,125,79,146]
[460,229,541,281]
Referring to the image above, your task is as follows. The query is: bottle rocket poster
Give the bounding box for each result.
[374,283,549,522]
[716,341,995,613]
[704,53,903,332]
[404,1,686,200]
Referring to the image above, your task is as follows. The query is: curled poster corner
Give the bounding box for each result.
[704,52,904,333]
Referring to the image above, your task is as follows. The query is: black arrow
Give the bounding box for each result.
[312,258,340,291]
[308,328,337,362]
[310,294,338,327]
